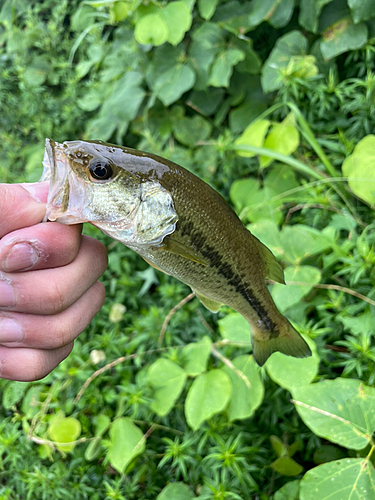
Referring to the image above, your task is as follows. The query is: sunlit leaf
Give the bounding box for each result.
[234,119,270,158]
[218,312,251,345]
[157,482,194,500]
[48,417,81,453]
[182,336,212,377]
[272,266,321,312]
[260,113,300,168]
[148,359,187,416]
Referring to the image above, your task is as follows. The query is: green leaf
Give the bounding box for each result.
[21,385,44,418]
[153,63,195,106]
[48,417,81,453]
[198,0,219,20]
[2,381,27,409]
[182,336,212,377]
[342,135,375,208]
[273,480,300,500]
[157,482,194,500]
[348,0,375,23]
[172,114,212,146]
[268,0,295,29]
[260,113,300,168]
[108,418,145,473]
[300,458,375,500]
[189,23,223,90]
[85,439,102,461]
[234,119,270,157]
[272,266,321,312]
[148,359,187,416]
[223,355,264,421]
[320,18,368,60]
[23,56,50,86]
[185,369,232,430]
[292,379,375,450]
[134,13,169,46]
[265,336,319,391]
[271,456,304,476]
[261,31,308,93]
[218,312,251,345]
[279,225,333,265]
[299,0,334,33]
[208,48,245,88]
[161,2,192,46]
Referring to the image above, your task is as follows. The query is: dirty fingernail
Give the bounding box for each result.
[0,318,23,343]
[0,280,15,307]
[2,243,39,272]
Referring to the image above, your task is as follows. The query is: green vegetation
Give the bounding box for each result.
[1,0,375,498]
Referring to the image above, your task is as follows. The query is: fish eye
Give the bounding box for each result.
[89,159,113,181]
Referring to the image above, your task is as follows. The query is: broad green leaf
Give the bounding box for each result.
[21,385,44,418]
[182,336,212,377]
[214,1,255,35]
[234,119,270,158]
[299,0,334,33]
[134,13,169,46]
[268,0,295,29]
[148,359,187,417]
[2,381,27,409]
[218,312,251,345]
[272,266,321,312]
[261,31,308,93]
[348,0,375,23]
[320,18,368,60]
[198,0,219,20]
[48,417,81,453]
[161,2,192,46]
[265,335,319,391]
[273,480,300,500]
[271,456,304,476]
[76,88,103,111]
[247,0,285,27]
[280,225,333,265]
[108,418,145,473]
[110,1,129,23]
[292,379,375,449]
[342,135,375,208]
[153,63,196,106]
[157,482,194,500]
[189,23,223,90]
[247,220,284,259]
[230,178,261,211]
[338,310,375,336]
[300,458,375,500]
[260,113,300,168]
[185,369,232,430]
[173,114,212,146]
[208,48,245,87]
[223,355,264,421]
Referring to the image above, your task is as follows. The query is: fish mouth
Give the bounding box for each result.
[40,138,88,224]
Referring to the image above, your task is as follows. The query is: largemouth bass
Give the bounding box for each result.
[41,138,311,366]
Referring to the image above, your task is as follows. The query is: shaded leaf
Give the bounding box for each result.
[108,418,145,473]
[320,18,368,60]
[299,0,333,33]
[2,381,27,409]
[348,0,375,23]
[271,456,304,476]
[148,359,187,417]
[223,355,264,421]
[208,48,245,87]
[273,480,300,500]
[185,369,232,430]
[292,379,375,449]
[154,64,196,106]
[272,266,321,312]
[157,482,194,500]
[268,0,295,29]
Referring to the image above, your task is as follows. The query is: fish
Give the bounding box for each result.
[40,138,312,366]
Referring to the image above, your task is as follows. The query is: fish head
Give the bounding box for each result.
[41,139,178,246]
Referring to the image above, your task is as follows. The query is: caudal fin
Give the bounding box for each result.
[251,321,312,366]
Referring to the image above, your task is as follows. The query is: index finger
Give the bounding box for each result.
[0,182,49,239]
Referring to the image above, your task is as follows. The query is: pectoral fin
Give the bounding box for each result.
[193,289,223,312]
[161,236,209,266]
[142,256,166,273]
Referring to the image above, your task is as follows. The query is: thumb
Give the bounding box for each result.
[0,182,49,239]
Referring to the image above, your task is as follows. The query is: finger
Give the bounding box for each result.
[0,222,82,273]
[0,236,108,315]
[0,182,49,238]
[0,342,74,381]
[0,281,105,349]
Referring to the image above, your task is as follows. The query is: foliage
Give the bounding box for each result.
[1,0,375,499]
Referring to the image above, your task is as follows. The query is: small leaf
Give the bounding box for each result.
[234,120,270,158]
[21,385,44,418]
[153,64,196,106]
[299,0,333,33]
[271,456,304,476]
[23,56,50,86]
[198,0,219,20]
[2,381,27,409]
[173,114,212,146]
[270,435,288,457]
[161,2,192,46]
[342,135,375,208]
[320,18,368,60]
[260,113,300,169]
[218,312,251,345]
[148,359,187,416]
[265,335,320,391]
[272,266,322,313]
[300,459,375,500]
[134,13,169,46]
[223,355,264,421]
[292,379,375,450]
[348,0,375,23]
[182,336,212,377]
[274,480,300,500]
[157,482,194,500]
[108,418,145,473]
[185,369,232,430]
[85,439,102,461]
[48,417,81,453]
[208,48,245,88]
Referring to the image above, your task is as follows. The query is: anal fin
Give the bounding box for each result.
[193,289,223,313]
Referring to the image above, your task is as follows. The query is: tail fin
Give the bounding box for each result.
[251,320,312,367]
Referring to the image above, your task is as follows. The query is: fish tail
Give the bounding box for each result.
[250,319,312,366]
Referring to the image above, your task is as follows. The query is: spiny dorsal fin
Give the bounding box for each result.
[254,238,285,284]
[193,289,223,312]
[161,236,209,266]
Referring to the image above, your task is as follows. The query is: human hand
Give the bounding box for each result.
[0,182,107,381]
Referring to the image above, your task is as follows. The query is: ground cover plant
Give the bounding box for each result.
[0,0,375,498]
